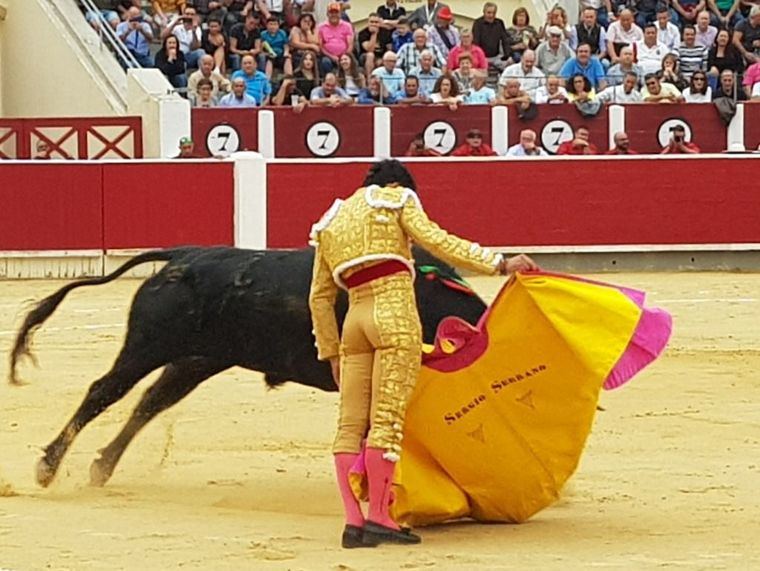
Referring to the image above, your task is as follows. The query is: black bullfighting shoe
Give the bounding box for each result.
[342,524,375,549]
[362,521,422,546]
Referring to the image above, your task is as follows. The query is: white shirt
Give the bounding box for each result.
[499,62,546,98]
[505,143,547,156]
[657,21,681,51]
[753,82,760,97]
[683,87,713,102]
[635,40,672,76]
[534,85,569,104]
[607,21,644,46]
[173,23,202,54]
[597,84,643,103]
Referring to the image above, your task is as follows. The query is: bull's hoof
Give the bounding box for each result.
[36,457,57,488]
[89,457,114,487]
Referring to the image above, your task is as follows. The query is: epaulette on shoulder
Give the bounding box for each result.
[364,185,423,211]
[308,199,343,246]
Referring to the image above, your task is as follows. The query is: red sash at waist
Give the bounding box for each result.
[343,260,411,289]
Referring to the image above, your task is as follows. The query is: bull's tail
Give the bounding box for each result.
[9,248,189,385]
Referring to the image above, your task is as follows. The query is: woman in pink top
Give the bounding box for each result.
[318,2,355,74]
[446,28,487,70]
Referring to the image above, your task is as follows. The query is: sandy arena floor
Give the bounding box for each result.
[0,273,759,570]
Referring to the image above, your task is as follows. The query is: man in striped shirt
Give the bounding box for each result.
[397,28,446,74]
[678,25,709,78]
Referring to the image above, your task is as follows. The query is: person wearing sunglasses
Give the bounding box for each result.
[683,72,713,101]
[642,72,684,102]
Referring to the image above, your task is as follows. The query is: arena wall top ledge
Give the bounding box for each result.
[1,153,760,277]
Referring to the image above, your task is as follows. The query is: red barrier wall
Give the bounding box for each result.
[0,162,234,251]
[390,105,491,156]
[266,157,760,248]
[507,105,608,153]
[272,107,375,157]
[743,102,760,151]
[624,104,727,153]
[192,109,258,157]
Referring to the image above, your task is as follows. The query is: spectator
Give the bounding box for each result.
[707,0,741,28]
[358,13,386,77]
[271,75,309,108]
[407,0,449,30]
[713,68,747,98]
[231,54,272,104]
[410,50,443,96]
[163,5,206,70]
[505,129,547,156]
[289,13,320,68]
[708,29,744,78]
[371,51,406,95]
[695,11,717,48]
[397,28,446,74]
[539,5,571,41]
[606,131,637,154]
[683,70,713,100]
[310,72,354,105]
[499,49,545,100]
[189,54,232,98]
[230,12,264,72]
[377,0,406,52]
[673,0,705,26]
[192,77,219,107]
[391,17,414,52]
[358,75,397,104]
[155,35,188,89]
[219,76,259,106]
[493,77,532,109]
[535,74,569,103]
[472,2,511,72]
[452,53,474,92]
[257,0,287,23]
[506,7,538,63]
[642,72,684,101]
[337,53,365,97]
[447,28,487,70]
[597,71,643,102]
[556,126,598,154]
[201,17,228,74]
[83,0,128,31]
[174,136,197,159]
[33,140,52,160]
[607,9,644,65]
[429,74,463,109]
[636,23,674,77]
[396,75,430,104]
[191,0,228,24]
[570,7,607,60]
[578,0,614,29]
[660,53,690,90]
[451,128,497,156]
[318,3,354,74]
[559,43,608,90]
[661,125,701,153]
[632,0,664,28]
[733,5,760,65]
[427,6,460,61]
[152,0,186,31]
[293,50,321,95]
[405,133,442,156]
[607,46,644,86]
[260,17,292,78]
[536,26,573,77]
[117,7,154,68]
[464,70,496,103]
[566,73,597,101]
[655,6,681,52]
[679,26,709,79]
[223,0,255,30]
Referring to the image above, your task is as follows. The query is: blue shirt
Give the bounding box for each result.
[409,67,442,96]
[559,57,607,89]
[260,29,288,57]
[465,86,496,104]
[392,30,413,52]
[357,89,397,104]
[219,92,258,107]
[231,70,272,104]
[371,67,406,95]
[116,21,151,56]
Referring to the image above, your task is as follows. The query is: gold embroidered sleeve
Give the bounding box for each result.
[399,196,502,275]
[308,247,340,361]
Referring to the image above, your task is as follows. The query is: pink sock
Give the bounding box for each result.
[365,447,400,530]
[334,453,365,527]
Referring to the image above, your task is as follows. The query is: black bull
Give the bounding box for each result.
[10,246,487,488]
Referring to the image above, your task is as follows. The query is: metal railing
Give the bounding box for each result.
[79,0,141,69]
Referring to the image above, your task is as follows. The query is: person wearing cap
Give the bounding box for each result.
[407,0,449,30]
[426,6,460,60]
[536,25,574,76]
[309,159,538,548]
[174,136,197,159]
[317,2,354,74]
[450,129,497,156]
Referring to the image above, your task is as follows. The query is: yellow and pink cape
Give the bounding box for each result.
[352,271,672,526]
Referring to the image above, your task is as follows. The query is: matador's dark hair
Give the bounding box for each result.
[363,159,417,191]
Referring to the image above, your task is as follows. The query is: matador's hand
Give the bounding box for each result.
[330,357,341,387]
[499,254,538,275]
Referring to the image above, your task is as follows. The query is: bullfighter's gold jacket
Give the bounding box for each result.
[309,185,503,361]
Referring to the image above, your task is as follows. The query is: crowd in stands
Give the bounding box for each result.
[80,0,760,110]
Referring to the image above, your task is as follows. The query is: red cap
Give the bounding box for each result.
[437,6,453,20]
[327,2,341,12]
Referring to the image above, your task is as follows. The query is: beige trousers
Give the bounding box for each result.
[332,273,422,457]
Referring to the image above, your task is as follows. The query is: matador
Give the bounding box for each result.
[308,160,537,548]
